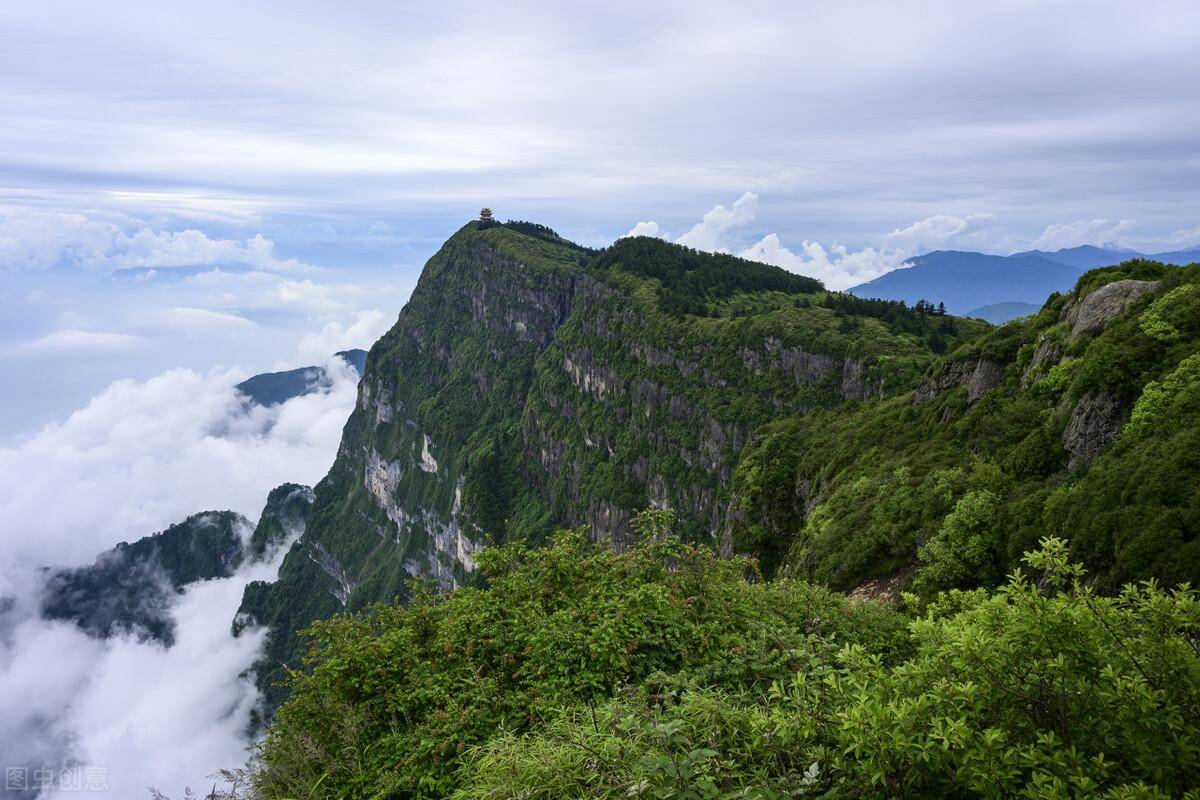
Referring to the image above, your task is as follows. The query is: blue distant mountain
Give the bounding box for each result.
[849,251,1081,316]
[1009,245,1133,270]
[1150,247,1200,265]
[235,349,367,406]
[849,245,1199,322]
[964,301,1042,324]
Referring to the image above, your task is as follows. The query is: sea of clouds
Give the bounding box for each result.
[0,355,361,798]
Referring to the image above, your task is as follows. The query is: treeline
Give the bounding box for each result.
[821,293,958,352]
[595,236,824,316]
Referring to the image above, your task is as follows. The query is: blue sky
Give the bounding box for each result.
[2,0,1199,439]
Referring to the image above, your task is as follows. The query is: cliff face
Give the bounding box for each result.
[240,222,975,705]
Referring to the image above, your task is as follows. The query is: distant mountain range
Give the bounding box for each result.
[850,245,1200,321]
[235,348,367,406]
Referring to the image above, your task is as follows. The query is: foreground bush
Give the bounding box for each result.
[256,523,1200,799]
[254,513,908,798]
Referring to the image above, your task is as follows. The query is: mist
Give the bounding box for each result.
[0,355,362,797]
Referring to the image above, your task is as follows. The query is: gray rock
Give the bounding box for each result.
[1063,280,1159,337]
[1022,336,1062,386]
[1062,391,1127,470]
[914,358,1005,405]
[966,359,1006,403]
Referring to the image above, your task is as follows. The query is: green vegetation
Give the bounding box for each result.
[253,517,1200,799]
[733,262,1200,593]
[240,221,981,710]
[595,236,822,317]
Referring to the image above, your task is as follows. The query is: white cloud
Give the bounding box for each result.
[1030,218,1137,251]
[654,197,996,290]
[292,309,391,366]
[675,192,758,251]
[0,357,361,796]
[884,213,997,252]
[23,329,146,352]
[1,559,277,800]
[740,234,899,290]
[622,220,667,239]
[1162,224,1200,250]
[0,208,314,273]
[0,361,356,568]
[183,269,382,318]
[130,306,257,337]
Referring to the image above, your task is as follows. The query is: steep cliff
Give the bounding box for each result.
[239,221,978,706]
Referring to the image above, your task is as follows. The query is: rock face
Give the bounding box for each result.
[914,357,1005,405]
[248,483,315,559]
[1063,280,1159,337]
[1063,391,1128,471]
[238,222,959,710]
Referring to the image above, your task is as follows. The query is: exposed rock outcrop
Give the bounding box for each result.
[1063,391,1127,470]
[914,358,1005,405]
[1062,280,1159,337]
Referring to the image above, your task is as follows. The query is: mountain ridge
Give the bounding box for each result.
[850,243,1198,320]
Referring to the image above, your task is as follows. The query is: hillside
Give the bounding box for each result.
[234,349,368,407]
[733,259,1200,592]
[851,244,1200,320]
[237,221,980,708]
[1010,244,1133,269]
[964,300,1040,323]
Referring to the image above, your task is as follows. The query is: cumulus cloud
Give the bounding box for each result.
[622,221,667,239]
[0,558,278,800]
[0,359,357,569]
[884,213,997,252]
[675,192,758,251]
[740,213,1000,290]
[293,309,391,366]
[1030,218,1137,250]
[22,329,147,352]
[130,306,257,337]
[0,208,314,273]
[0,356,361,796]
[739,234,898,290]
[651,196,1002,290]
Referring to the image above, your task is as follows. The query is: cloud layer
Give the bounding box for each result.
[0,208,314,273]
[0,357,363,796]
[0,358,358,568]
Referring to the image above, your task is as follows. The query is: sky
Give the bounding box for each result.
[3,0,1200,440]
[0,2,1198,793]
